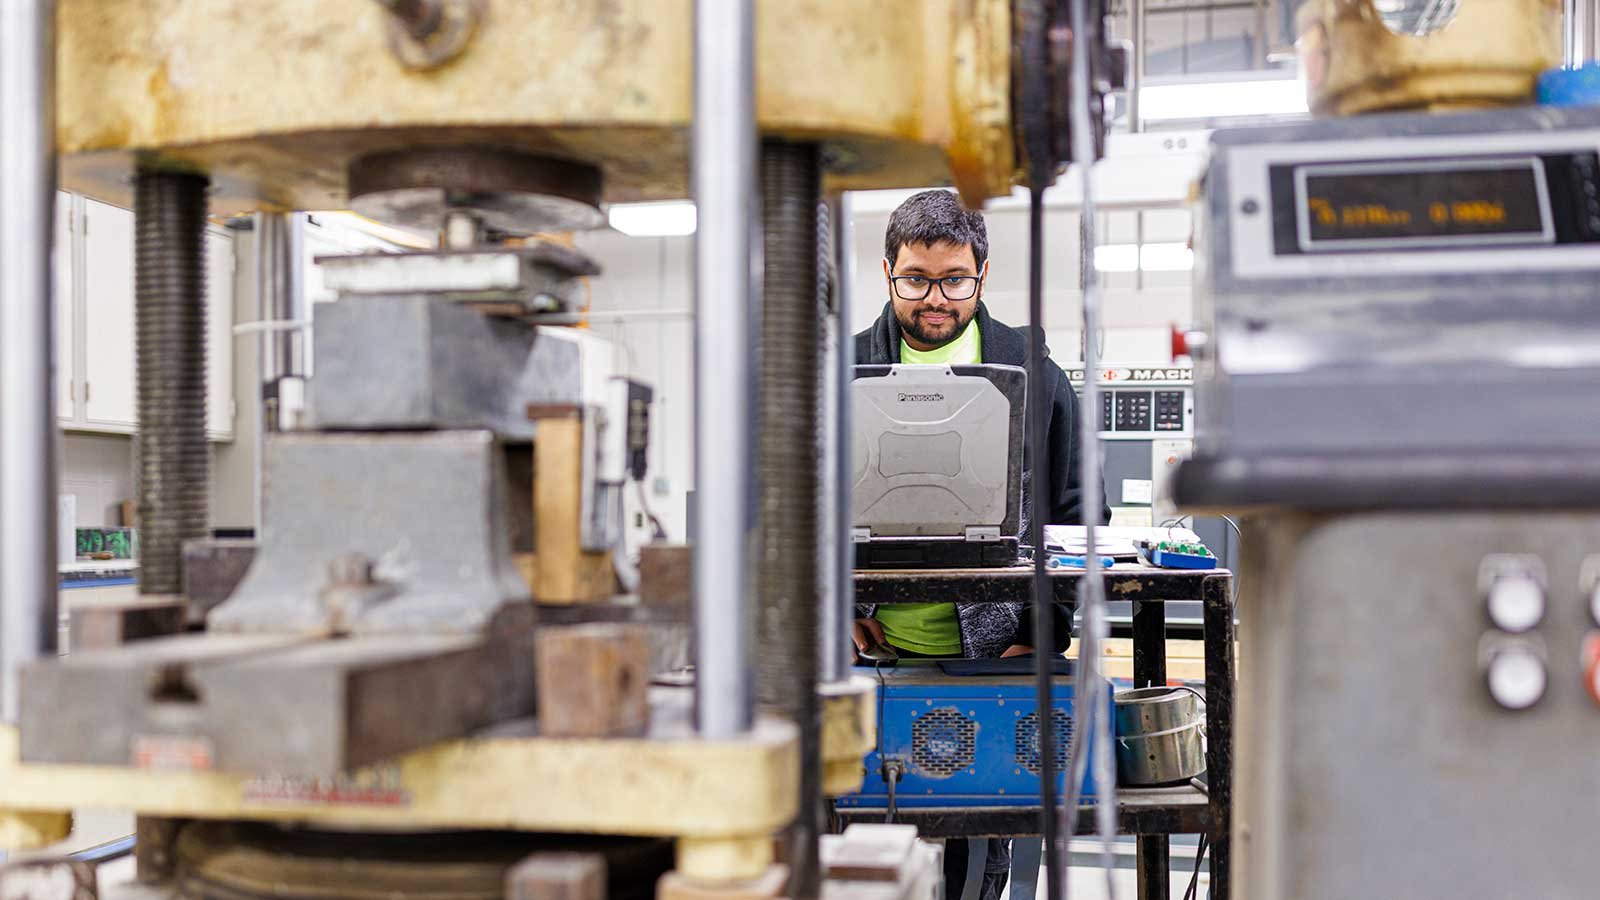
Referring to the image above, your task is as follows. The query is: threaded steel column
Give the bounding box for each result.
[134,171,211,596]
[756,139,823,899]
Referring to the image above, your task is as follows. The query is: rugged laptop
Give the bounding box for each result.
[852,363,1025,569]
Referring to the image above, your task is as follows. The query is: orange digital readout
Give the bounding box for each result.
[1299,161,1548,247]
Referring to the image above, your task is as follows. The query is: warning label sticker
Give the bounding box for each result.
[243,765,410,807]
[132,735,215,772]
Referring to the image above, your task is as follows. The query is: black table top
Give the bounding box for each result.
[854,565,1231,605]
[834,784,1213,837]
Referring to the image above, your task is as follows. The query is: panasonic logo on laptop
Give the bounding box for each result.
[897,392,945,402]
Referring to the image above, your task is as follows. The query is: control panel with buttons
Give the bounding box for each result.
[1067,366,1194,440]
[1115,391,1152,431]
[1154,390,1185,431]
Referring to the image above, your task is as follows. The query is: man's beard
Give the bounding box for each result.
[897,304,976,348]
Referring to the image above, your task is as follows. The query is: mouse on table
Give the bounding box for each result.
[857,642,899,664]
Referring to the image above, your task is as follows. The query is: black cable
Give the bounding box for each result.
[872,660,888,756]
[885,763,899,825]
[634,480,668,542]
[873,661,897,824]
[1025,182,1064,900]
[1184,833,1210,900]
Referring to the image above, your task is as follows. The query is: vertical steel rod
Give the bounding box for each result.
[254,212,307,435]
[1129,0,1145,133]
[1013,1,1064,890]
[255,213,305,387]
[692,0,758,738]
[817,198,842,687]
[1058,0,1116,893]
[1567,0,1599,64]
[1592,0,1600,62]
[0,0,60,724]
[821,192,856,686]
[1253,0,1269,68]
[1566,0,1579,65]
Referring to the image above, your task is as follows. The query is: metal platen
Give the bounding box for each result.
[348,147,606,237]
[53,0,1021,212]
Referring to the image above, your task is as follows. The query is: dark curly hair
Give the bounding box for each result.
[883,189,988,272]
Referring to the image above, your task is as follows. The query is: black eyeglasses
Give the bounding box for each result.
[888,274,981,302]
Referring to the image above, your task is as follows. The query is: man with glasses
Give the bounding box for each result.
[853,189,1105,900]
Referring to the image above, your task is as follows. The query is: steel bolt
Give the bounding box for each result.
[327,554,377,587]
[374,0,443,40]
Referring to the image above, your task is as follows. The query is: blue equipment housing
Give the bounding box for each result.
[836,660,1107,810]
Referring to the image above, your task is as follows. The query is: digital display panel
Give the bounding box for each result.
[1295,157,1553,252]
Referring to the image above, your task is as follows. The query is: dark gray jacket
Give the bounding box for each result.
[853,301,1108,658]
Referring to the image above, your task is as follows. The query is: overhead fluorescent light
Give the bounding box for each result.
[1093,244,1140,273]
[1093,242,1194,273]
[1139,242,1194,272]
[1139,78,1308,121]
[608,201,697,237]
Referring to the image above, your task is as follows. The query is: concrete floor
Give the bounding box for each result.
[1005,867,1211,900]
[1000,838,1211,900]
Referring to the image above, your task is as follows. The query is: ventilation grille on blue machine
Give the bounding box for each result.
[911,706,977,778]
[1015,708,1073,775]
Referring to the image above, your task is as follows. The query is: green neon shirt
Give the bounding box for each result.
[874,319,981,656]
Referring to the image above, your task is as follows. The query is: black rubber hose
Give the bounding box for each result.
[755,140,824,899]
[134,171,211,596]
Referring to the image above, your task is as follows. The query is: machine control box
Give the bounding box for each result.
[837,662,1104,809]
[1187,105,1600,462]
[1068,367,1194,440]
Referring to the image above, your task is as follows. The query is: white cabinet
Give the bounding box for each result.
[81,198,137,431]
[62,196,235,441]
[205,228,236,440]
[54,192,75,422]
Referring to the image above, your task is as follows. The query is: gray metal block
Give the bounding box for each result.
[1236,512,1600,900]
[316,244,598,314]
[307,297,583,435]
[207,430,528,636]
[18,633,310,767]
[19,604,537,774]
[67,597,187,652]
[182,537,258,625]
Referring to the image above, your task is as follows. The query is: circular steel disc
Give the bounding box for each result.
[174,821,672,900]
[348,147,606,235]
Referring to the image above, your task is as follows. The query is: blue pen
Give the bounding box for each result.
[1047,554,1114,569]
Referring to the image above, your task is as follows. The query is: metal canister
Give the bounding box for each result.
[1113,686,1206,786]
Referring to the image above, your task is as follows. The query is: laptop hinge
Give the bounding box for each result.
[964,526,1002,542]
[851,527,872,543]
